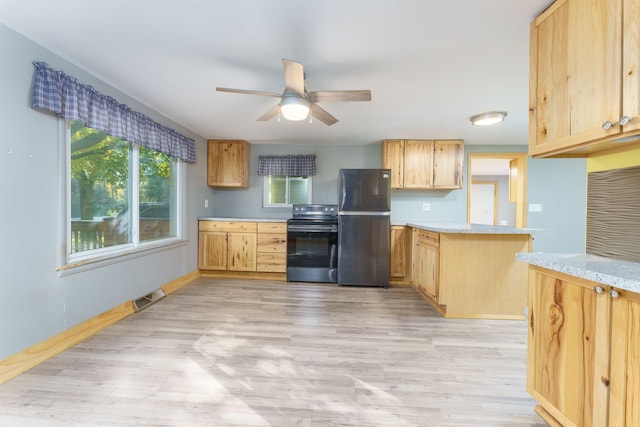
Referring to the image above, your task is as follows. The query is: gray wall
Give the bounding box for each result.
[0,24,211,360]
[214,144,587,253]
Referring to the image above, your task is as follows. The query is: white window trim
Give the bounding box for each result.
[262,175,312,208]
[60,120,185,271]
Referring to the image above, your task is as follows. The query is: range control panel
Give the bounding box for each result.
[291,204,338,219]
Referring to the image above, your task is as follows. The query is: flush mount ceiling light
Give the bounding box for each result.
[279,93,310,121]
[470,110,508,126]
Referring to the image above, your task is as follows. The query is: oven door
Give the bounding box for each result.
[287,221,338,283]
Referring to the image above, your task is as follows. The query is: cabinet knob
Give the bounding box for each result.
[618,116,630,126]
[594,286,604,294]
[610,289,619,299]
[602,121,613,130]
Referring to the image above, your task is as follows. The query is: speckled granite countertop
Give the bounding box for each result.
[198,217,287,222]
[407,222,542,234]
[516,253,640,294]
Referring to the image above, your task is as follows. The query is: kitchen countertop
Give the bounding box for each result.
[407,222,542,234]
[516,252,640,294]
[199,217,287,222]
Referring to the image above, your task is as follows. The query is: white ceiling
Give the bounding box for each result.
[0,0,550,146]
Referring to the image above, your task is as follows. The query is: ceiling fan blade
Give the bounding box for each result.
[216,87,281,98]
[308,90,372,103]
[310,104,338,126]
[282,58,305,95]
[257,104,281,122]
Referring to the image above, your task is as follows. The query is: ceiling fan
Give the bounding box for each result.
[216,58,371,126]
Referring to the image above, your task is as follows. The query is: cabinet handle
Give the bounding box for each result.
[602,116,630,130]
[594,286,604,294]
[609,289,619,299]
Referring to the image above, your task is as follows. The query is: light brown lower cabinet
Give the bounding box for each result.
[256,222,287,273]
[198,220,287,276]
[411,228,439,300]
[527,267,640,427]
[198,221,257,271]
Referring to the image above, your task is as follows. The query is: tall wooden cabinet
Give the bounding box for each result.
[527,267,640,427]
[382,139,463,189]
[207,140,250,188]
[529,0,640,157]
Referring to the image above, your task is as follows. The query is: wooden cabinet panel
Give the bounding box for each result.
[403,140,434,188]
[609,289,640,427]
[207,140,250,188]
[390,226,407,279]
[256,253,287,272]
[529,271,607,427]
[411,228,440,302]
[433,140,464,188]
[382,139,405,189]
[199,221,257,233]
[529,0,640,157]
[257,222,286,234]
[257,233,287,253]
[227,233,256,271]
[198,232,228,270]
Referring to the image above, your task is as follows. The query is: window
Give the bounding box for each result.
[263,175,312,207]
[68,120,181,261]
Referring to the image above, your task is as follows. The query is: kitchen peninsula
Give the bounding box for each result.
[407,223,539,320]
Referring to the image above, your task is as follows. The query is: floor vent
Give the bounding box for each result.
[133,289,166,312]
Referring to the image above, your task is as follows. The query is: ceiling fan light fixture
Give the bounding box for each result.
[470,110,508,126]
[280,94,310,121]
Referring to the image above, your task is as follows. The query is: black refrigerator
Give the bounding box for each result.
[337,169,391,288]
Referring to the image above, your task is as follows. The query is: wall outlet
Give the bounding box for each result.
[528,203,543,212]
[422,202,431,211]
[204,199,209,208]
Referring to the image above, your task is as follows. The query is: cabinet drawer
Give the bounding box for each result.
[257,222,287,233]
[257,253,287,272]
[417,229,439,245]
[257,233,287,253]
[199,221,257,233]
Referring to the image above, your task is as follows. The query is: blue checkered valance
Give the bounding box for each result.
[31,62,196,163]
[257,155,316,176]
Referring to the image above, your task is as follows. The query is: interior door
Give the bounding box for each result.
[470,182,497,225]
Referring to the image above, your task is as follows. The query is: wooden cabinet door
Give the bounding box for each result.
[528,271,610,427]
[390,226,407,279]
[207,140,250,188]
[403,140,433,188]
[422,243,438,300]
[227,232,257,271]
[530,0,622,156]
[622,0,640,137]
[382,139,405,189]
[432,140,463,189]
[609,288,640,427]
[198,232,228,270]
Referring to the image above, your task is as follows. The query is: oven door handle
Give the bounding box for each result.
[287,225,337,232]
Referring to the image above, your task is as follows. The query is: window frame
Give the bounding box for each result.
[262,175,312,208]
[63,120,185,268]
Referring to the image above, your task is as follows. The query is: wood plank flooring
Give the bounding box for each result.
[0,278,546,426]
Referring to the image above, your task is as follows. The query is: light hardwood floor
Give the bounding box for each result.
[0,278,546,427]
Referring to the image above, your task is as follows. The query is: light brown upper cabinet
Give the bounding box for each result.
[382,139,463,189]
[207,140,250,188]
[529,0,640,157]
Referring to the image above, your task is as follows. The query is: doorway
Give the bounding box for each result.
[467,153,528,227]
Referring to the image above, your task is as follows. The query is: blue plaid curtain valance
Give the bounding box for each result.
[257,155,316,176]
[31,62,196,163]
